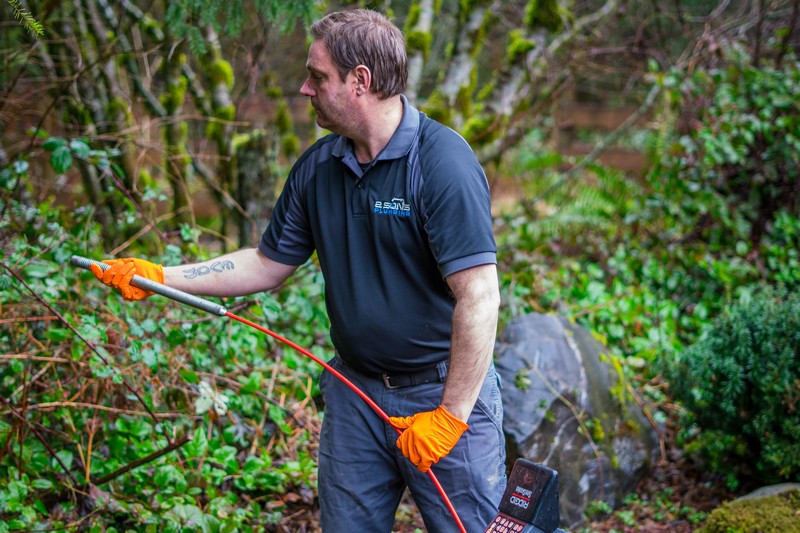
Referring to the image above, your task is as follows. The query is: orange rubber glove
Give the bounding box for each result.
[90,258,164,301]
[389,405,469,473]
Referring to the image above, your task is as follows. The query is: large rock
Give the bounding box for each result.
[495,313,659,529]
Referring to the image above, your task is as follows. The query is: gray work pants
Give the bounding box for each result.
[318,355,507,532]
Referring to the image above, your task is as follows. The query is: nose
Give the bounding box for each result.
[300,78,314,97]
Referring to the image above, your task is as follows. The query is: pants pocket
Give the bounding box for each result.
[474,365,504,433]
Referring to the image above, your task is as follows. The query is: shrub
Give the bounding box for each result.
[669,286,800,485]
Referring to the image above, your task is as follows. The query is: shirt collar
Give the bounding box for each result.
[331,95,419,168]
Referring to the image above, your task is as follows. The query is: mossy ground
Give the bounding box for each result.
[699,490,800,533]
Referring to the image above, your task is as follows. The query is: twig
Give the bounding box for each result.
[776,0,800,69]
[107,209,184,257]
[0,397,79,486]
[0,353,71,363]
[91,434,190,486]
[626,380,667,462]
[0,315,59,324]
[195,370,305,428]
[96,165,188,263]
[0,260,174,444]
[11,362,51,399]
[1,401,185,418]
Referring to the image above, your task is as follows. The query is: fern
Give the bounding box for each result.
[499,148,643,248]
[6,0,44,37]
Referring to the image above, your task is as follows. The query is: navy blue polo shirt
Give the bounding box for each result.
[259,96,496,375]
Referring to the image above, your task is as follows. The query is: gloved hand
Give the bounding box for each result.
[389,405,468,473]
[90,258,164,301]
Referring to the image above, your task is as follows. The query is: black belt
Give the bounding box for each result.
[381,361,448,389]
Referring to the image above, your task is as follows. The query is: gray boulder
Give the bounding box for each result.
[495,313,660,529]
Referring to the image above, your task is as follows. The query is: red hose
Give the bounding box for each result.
[226,312,467,533]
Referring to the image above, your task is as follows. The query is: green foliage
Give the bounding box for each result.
[0,158,329,530]
[700,490,800,533]
[495,49,800,495]
[163,0,317,56]
[495,131,670,364]
[40,136,116,174]
[496,45,800,379]
[668,287,800,484]
[650,50,800,249]
[580,489,708,532]
[5,0,44,37]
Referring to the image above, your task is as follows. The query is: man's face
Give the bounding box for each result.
[300,40,355,133]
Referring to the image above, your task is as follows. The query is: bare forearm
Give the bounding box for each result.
[163,248,296,297]
[441,265,500,422]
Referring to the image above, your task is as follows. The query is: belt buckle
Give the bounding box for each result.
[382,373,397,389]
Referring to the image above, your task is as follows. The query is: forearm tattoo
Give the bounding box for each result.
[182,260,234,279]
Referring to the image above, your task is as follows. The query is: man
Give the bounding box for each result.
[94,9,506,532]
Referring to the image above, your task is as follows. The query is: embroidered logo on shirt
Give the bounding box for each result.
[374,197,412,218]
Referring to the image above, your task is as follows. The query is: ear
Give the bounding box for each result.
[352,65,371,96]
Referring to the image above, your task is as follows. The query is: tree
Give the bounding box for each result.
[1,0,315,250]
[2,0,795,248]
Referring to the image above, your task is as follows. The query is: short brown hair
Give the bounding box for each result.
[310,9,407,99]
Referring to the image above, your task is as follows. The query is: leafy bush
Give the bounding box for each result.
[647,48,800,254]
[1,154,330,531]
[668,287,800,485]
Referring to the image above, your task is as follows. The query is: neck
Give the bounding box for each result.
[351,95,404,163]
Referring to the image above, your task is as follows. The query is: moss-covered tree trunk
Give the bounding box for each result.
[426,0,497,130]
[202,26,237,249]
[405,0,436,104]
[162,46,191,226]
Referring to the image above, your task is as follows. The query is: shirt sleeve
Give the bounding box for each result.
[418,125,497,278]
[258,164,315,266]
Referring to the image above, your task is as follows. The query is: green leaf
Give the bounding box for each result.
[212,446,239,474]
[31,479,54,490]
[184,430,208,459]
[154,464,187,494]
[25,263,51,279]
[140,318,158,334]
[69,139,91,158]
[181,368,200,384]
[239,371,263,394]
[45,328,70,342]
[42,137,66,151]
[141,346,158,369]
[196,381,229,415]
[165,503,211,531]
[53,450,73,471]
[50,145,73,173]
[27,128,49,139]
